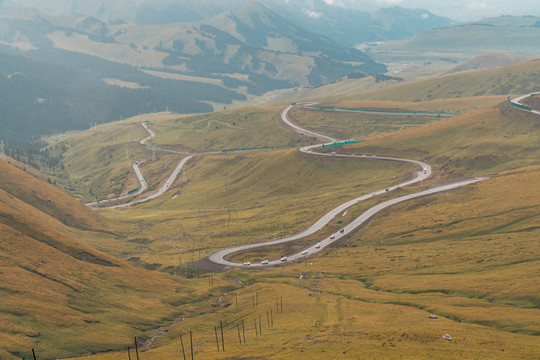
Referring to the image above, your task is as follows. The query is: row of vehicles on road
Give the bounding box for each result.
[242,228,346,267]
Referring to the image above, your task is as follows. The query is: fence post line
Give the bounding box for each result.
[220,320,225,352]
[259,315,262,336]
[254,318,258,337]
[242,320,246,343]
[134,338,140,360]
[215,326,220,351]
[190,331,194,360]
[180,335,186,360]
[271,309,274,327]
[267,311,270,327]
[237,323,242,344]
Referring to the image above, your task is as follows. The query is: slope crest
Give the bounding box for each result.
[0,159,112,231]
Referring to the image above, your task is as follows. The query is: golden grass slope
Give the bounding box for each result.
[337,60,540,103]
[67,100,540,360]
[148,105,307,152]
[345,102,540,177]
[0,160,192,359]
[0,158,112,232]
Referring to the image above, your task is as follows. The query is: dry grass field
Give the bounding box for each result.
[8,61,536,359]
[58,97,539,359]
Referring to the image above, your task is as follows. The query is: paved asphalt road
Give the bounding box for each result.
[511,92,540,115]
[85,101,492,267]
[85,161,148,209]
[207,104,486,268]
[87,122,193,209]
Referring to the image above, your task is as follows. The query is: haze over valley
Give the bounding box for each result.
[0,1,539,359]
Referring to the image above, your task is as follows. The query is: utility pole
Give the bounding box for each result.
[0,140,6,161]
[125,134,130,160]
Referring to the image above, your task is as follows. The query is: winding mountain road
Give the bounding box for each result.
[510,92,540,115]
[84,94,539,267]
[207,104,486,267]
[86,122,194,209]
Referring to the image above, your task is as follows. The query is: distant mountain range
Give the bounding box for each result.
[2,0,454,46]
[369,16,540,61]
[0,2,390,146]
[0,1,534,149]
[263,2,453,47]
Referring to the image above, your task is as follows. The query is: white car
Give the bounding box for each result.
[330,234,335,239]
[243,262,251,266]
[280,256,287,262]
[315,244,321,249]
[261,260,269,265]
[302,250,308,255]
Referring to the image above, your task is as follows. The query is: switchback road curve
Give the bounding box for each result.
[208,103,486,267]
[87,122,195,209]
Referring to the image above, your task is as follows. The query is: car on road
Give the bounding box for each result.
[315,244,321,248]
[280,256,287,262]
[302,250,308,255]
[340,229,345,233]
[330,234,335,239]
[243,262,251,266]
[261,260,269,265]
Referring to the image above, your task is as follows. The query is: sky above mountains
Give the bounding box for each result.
[371,0,540,21]
[1,0,539,22]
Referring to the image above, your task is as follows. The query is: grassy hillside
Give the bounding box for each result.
[345,102,540,177]
[26,60,539,359]
[446,52,540,74]
[286,97,507,140]
[64,95,539,360]
[273,59,540,107]
[337,60,540,103]
[0,157,114,232]
[0,159,206,360]
[100,148,417,268]
[148,105,307,152]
